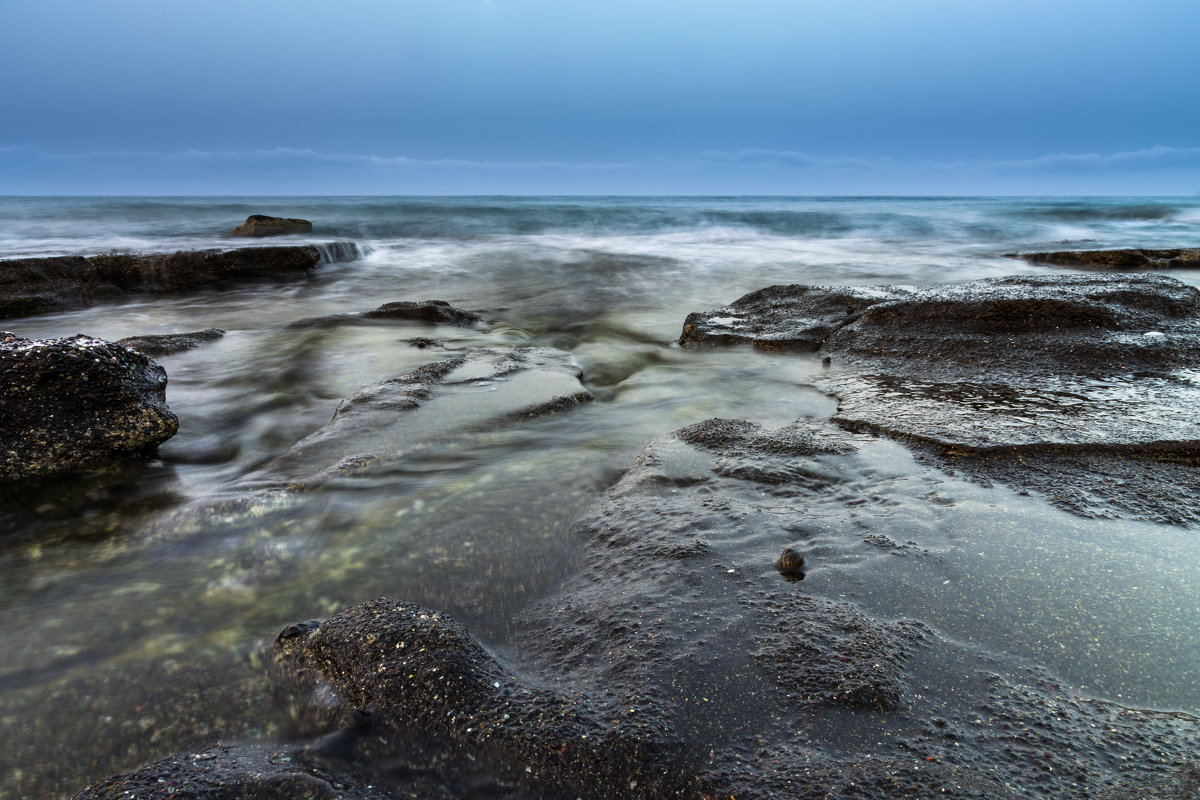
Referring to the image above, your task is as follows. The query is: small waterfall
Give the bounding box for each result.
[315,240,362,264]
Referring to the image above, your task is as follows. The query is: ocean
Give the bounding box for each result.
[2,196,1199,797]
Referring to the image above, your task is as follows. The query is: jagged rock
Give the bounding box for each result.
[1008,247,1200,270]
[0,333,178,481]
[0,244,359,320]
[229,214,313,237]
[117,329,225,357]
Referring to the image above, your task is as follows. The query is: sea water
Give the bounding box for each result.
[1,196,1199,796]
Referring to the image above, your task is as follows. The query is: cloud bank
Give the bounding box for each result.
[2,144,1198,196]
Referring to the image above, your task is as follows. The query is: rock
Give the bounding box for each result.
[1008,247,1200,270]
[288,300,482,330]
[362,300,482,327]
[253,347,593,486]
[116,328,225,357]
[0,244,359,320]
[0,333,178,482]
[71,742,398,800]
[268,598,698,799]
[682,274,1200,525]
[678,284,907,351]
[229,214,313,237]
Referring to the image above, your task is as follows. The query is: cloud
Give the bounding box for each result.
[3,142,1199,195]
[992,145,1200,173]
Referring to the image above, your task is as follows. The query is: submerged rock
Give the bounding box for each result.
[72,742,397,800]
[1008,247,1200,270]
[229,214,313,237]
[288,299,482,330]
[682,274,1200,524]
[0,244,359,319]
[0,333,178,482]
[255,347,593,486]
[117,328,226,357]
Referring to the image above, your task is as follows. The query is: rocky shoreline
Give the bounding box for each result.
[0,242,359,319]
[2,238,1199,799]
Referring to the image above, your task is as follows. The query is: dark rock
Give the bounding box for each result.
[681,274,1200,524]
[362,300,482,327]
[0,333,178,481]
[678,284,907,351]
[288,300,482,330]
[117,328,225,357]
[269,598,699,799]
[229,214,314,237]
[1008,247,1200,270]
[71,742,397,800]
[254,347,593,486]
[0,244,359,320]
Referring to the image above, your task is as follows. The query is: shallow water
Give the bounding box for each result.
[2,196,1199,797]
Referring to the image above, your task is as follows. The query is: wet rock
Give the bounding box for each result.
[71,742,397,800]
[682,274,1200,524]
[678,284,908,351]
[269,598,698,799]
[229,214,313,237]
[0,333,178,481]
[255,347,593,485]
[0,244,359,320]
[117,328,225,357]
[362,299,482,326]
[288,300,482,330]
[1009,247,1200,270]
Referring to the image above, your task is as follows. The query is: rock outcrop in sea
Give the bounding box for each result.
[0,332,178,482]
[681,273,1200,524]
[229,214,314,237]
[1008,247,1200,270]
[0,243,359,319]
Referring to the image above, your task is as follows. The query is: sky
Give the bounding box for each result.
[1,0,1199,195]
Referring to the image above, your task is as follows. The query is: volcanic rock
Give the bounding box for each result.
[0,333,178,481]
[229,214,313,237]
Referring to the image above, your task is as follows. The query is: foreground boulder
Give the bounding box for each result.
[0,333,178,482]
[0,243,358,319]
[681,274,1200,524]
[229,214,313,237]
[1009,247,1200,270]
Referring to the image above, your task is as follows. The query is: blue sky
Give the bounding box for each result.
[1,0,1198,195]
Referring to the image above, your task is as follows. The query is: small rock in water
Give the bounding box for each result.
[776,545,806,576]
[229,214,313,237]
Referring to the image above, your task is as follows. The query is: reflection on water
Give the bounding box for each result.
[2,196,1200,796]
